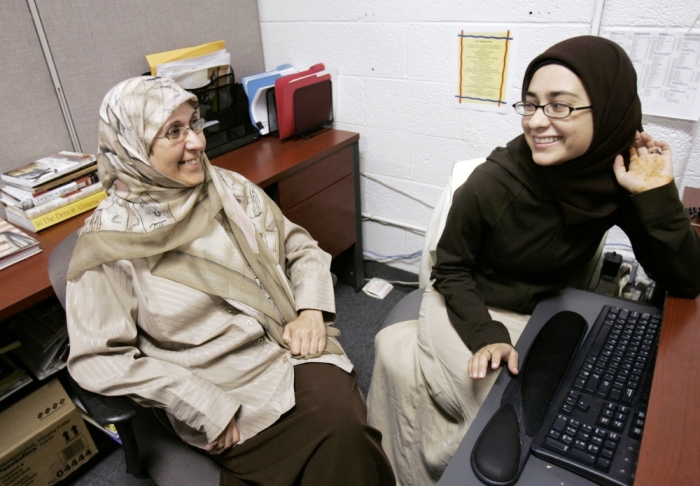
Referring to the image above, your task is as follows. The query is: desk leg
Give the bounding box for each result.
[331,142,364,292]
[352,142,364,292]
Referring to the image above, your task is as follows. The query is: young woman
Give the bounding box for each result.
[367,35,700,485]
[65,76,394,486]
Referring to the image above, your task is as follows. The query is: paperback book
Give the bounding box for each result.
[0,218,42,270]
[1,151,96,190]
[6,189,107,232]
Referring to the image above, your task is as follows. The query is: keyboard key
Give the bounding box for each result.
[566,425,578,436]
[601,448,614,459]
[621,387,636,404]
[570,448,596,466]
[595,457,611,472]
[604,439,618,450]
[561,434,574,445]
[549,429,561,440]
[574,439,587,450]
[577,401,590,412]
[552,415,568,431]
[543,438,570,454]
[591,436,604,447]
[611,420,625,432]
[609,388,622,401]
[561,404,574,415]
[598,417,611,427]
[629,427,643,440]
[587,444,601,455]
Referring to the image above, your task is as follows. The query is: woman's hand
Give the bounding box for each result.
[613,131,674,194]
[206,417,240,455]
[282,309,327,356]
[468,343,519,380]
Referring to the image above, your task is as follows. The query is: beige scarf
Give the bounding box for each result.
[67,76,340,355]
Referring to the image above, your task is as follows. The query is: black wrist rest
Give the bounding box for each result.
[471,311,587,486]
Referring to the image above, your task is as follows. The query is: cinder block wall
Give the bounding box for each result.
[258,0,700,273]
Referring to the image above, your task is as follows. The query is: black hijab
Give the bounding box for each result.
[494,35,642,225]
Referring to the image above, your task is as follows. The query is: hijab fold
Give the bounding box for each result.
[494,36,643,225]
[67,76,341,356]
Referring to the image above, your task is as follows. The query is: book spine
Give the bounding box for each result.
[23,183,103,219]
[30,190,107,231]
[12,181,80,209]
[32,167,98,194]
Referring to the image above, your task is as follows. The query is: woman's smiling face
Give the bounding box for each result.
[149,102,206,186]
[521,64,594,166]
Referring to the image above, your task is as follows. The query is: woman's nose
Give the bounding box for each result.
[528,106,551,129]
[185,129,205,152]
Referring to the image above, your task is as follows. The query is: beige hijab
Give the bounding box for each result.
[67,76,340,355]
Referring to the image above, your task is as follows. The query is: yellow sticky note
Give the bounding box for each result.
[146,40,226,75]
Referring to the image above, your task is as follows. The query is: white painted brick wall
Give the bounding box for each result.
[258,0,700,274]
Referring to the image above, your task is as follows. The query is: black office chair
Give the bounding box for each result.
[48,231,221,485]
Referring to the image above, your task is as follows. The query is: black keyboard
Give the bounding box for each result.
[531,304,662,486]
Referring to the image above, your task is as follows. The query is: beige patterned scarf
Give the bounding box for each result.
[67,76,340,355]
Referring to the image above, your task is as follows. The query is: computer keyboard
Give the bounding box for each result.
[530,304,662,486]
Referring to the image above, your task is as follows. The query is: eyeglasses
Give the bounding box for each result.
[512,102,592,119]
[154,118,206,142]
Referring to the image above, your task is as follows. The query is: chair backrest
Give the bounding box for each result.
[418,158,486,287]
[48,230,79,309]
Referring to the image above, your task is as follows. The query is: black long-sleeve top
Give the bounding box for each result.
[431,145,700,352]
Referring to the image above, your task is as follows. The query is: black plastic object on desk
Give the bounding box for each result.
[189,72,260,159]
[471,311,587,485]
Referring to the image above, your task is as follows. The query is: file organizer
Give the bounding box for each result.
[293,79,333,138]
[274,64,331,140]
[190,72,260,159]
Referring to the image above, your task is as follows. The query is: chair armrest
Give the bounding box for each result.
[67,375,147,478]
[68,376,138,425]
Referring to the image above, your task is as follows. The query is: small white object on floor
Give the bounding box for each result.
[362,278,394,299]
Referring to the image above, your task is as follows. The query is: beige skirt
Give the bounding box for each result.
[367,284,529,485]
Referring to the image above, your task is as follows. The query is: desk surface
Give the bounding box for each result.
[634,186,700,485]
[0,129,359,323]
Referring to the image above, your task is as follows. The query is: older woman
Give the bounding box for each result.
[66,76,394,486]
[367,35,700,485]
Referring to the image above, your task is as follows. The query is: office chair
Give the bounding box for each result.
[48,230,221,485]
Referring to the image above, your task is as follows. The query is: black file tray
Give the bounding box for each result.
[189,72,260,159]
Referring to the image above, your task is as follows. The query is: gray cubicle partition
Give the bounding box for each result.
[0,0,265,219]
[35,0,265,155]
[0,1,73,176]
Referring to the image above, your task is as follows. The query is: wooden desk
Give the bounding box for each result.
[0,129,363,323]
[635,186,700,485]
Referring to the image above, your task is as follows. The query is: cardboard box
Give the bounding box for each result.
[0,379,98,486]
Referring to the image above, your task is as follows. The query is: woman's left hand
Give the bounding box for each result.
[282,309,327,356]
[613,131,674,194]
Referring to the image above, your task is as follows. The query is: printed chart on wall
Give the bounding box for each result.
[455,28,516,113]
[602,30,700,121]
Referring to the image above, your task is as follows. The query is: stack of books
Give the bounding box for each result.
[0,151,106,232]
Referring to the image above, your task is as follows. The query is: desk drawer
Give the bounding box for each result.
[277,145,353,210]
[283,174,355,258]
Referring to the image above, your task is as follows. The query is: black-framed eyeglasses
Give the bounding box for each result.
[512,101,592,119]
[154,118,206,142]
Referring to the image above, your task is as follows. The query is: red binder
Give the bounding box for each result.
[274,64,330,140]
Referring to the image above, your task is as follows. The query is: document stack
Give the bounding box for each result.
[0,345,32,404]
[9,296,69,381]
[0,151,105,232]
